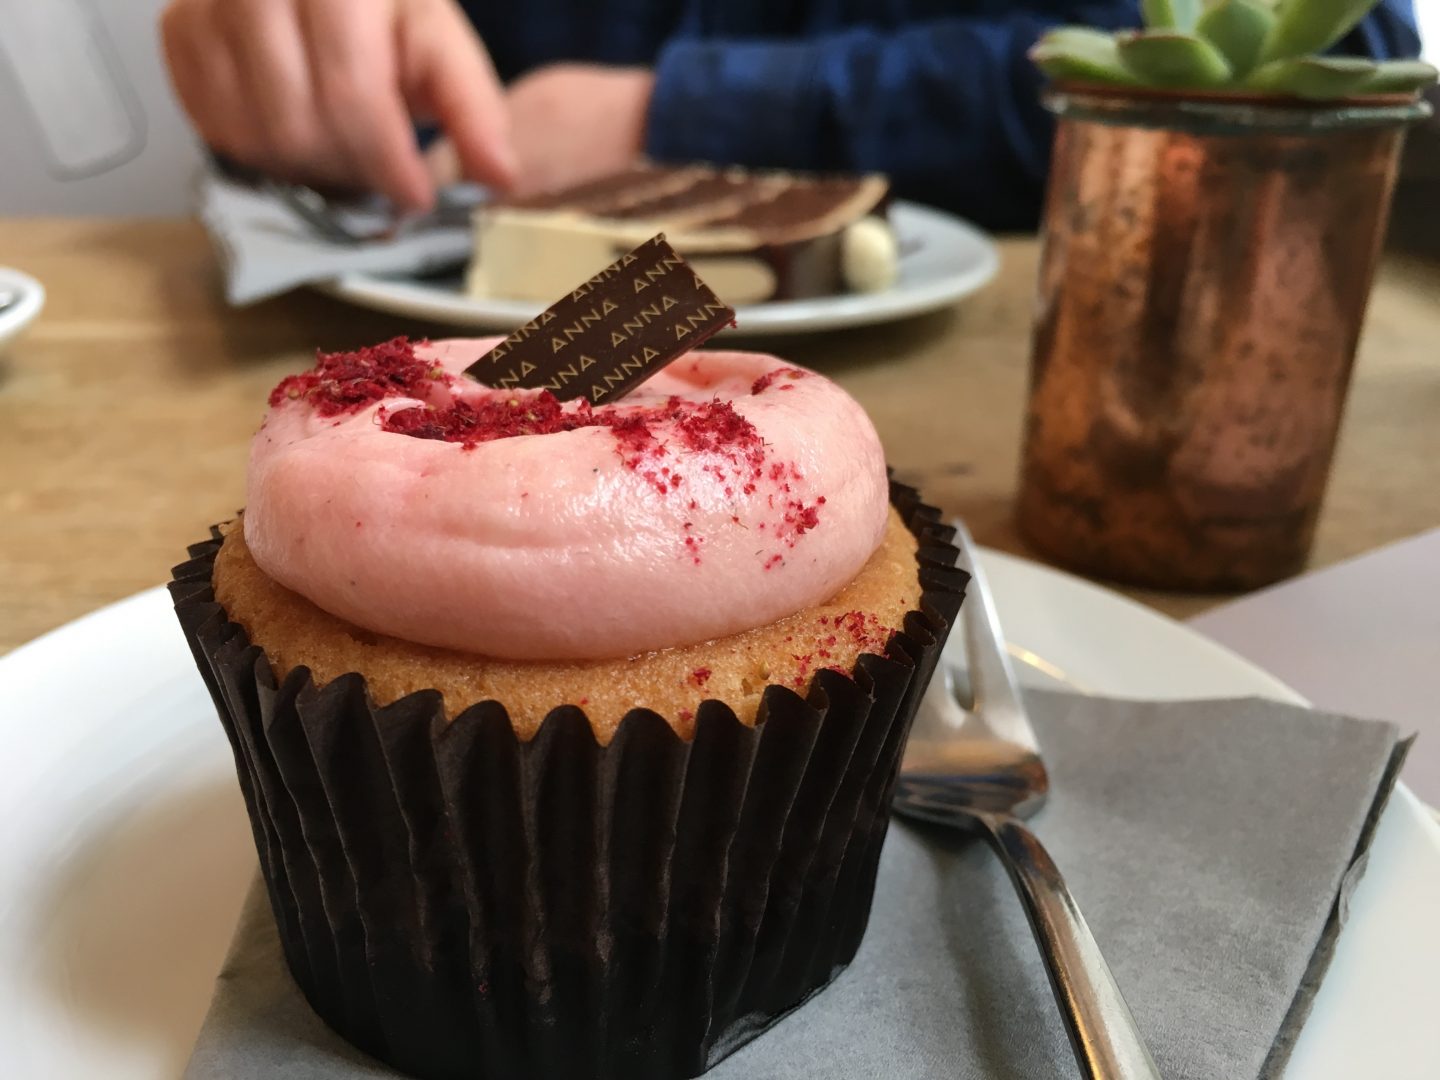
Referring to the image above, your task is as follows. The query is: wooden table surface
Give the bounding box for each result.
[3,219,1438,654]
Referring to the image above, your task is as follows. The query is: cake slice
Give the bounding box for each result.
[466,162,899,305]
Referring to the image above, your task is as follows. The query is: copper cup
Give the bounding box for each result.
[1018,86,1430,591]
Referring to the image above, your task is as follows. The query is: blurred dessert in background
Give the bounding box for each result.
[467,162,898,305]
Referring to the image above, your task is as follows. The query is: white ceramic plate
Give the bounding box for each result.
[0,267,45,351]
[1,551,1436,1079]
[318,201,1000,337]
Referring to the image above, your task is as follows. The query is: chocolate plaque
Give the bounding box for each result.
[464,234,735,403]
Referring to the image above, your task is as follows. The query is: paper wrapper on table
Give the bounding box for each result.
[168,481,967,1080]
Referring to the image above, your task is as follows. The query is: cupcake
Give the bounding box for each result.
[171,333,964,1079]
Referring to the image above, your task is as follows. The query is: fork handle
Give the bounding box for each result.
[979,812,1162,1080]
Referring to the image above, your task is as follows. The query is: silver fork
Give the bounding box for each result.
[263,180,484,245]
[895,523,1160,1079]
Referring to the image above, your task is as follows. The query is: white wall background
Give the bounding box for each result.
[1421,0,1440,62]
[0,0,1436,218]
[0,0,202,216]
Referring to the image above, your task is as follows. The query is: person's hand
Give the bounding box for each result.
[506,64,654,196]
[160,0,516,210]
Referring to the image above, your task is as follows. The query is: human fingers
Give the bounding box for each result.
[398,0,517,190]
[300,0,435,208]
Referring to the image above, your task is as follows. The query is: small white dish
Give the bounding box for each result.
[318,201,1001,338]
[0,267,45,351]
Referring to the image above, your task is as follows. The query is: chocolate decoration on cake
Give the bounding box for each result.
[464,234,735,404]
[466,163,898,306]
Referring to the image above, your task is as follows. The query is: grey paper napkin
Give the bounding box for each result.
[185,693,1407,1080]
[199,174,475,306]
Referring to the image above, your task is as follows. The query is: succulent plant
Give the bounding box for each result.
[1032,0,1438,98]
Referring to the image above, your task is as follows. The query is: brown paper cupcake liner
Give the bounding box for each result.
[170,479,966,1080]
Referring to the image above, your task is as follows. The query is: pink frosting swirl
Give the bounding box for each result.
[244,338,889,660]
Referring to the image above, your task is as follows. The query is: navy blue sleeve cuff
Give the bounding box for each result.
[646,37,828,171]
[1344,0,1423,60]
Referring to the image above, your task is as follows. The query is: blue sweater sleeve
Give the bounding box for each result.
[645,2,1422,231]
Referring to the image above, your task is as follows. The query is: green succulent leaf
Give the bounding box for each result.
[1245,55,1378,97]
[1357,59,1440,94]
[1030,27,1142,85]
[1259,0,1378,64]
[1117,30,1235,88]
[1195,0,1276,78]
[1029,1,1416,100]
[1142,0,1203,31]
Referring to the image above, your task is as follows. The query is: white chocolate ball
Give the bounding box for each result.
[841,216,900,293]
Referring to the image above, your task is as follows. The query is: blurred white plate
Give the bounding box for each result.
[0,268,45,350]
[319,201,999,337]
[0,549,1435,1078]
